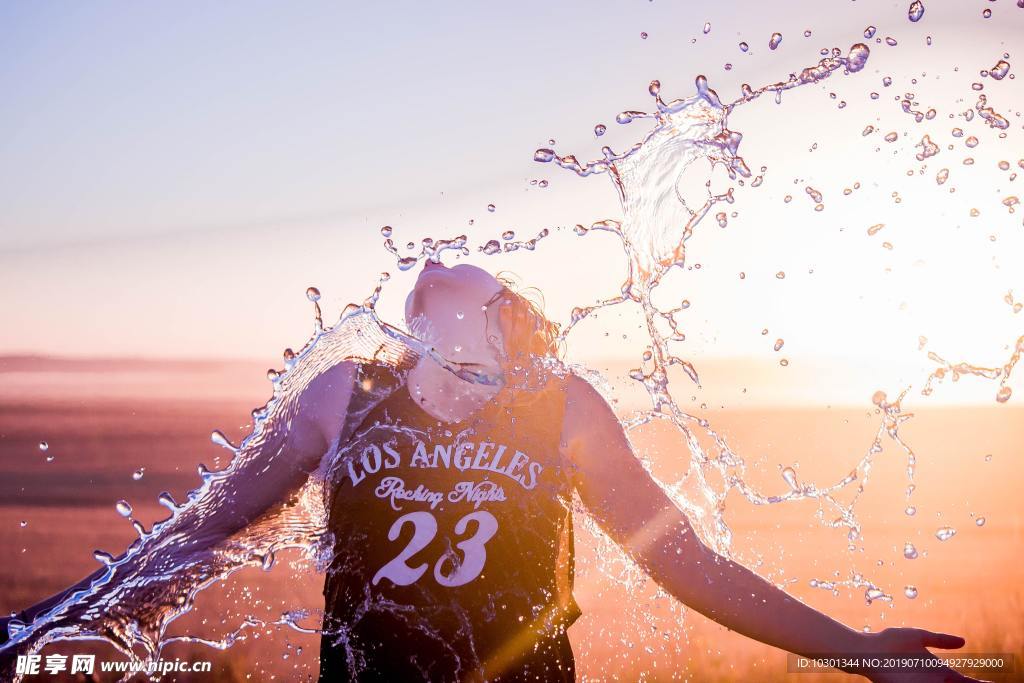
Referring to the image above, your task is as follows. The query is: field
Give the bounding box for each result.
[0,357,1021,681]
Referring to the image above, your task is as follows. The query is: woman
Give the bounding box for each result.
[4,260,979,682]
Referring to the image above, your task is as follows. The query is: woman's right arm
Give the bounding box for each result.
[4,360,358,640]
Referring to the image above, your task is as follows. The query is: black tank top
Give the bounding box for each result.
[319,364,581,682]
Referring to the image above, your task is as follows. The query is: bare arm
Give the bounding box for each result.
[561,374,976,682]
[10,361,357,628]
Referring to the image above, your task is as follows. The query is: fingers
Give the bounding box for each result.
[918,630,966,650]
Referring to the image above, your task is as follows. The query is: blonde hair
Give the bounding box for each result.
[492,272,561,364]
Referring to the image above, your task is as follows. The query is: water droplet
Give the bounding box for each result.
[905,505,917,516]
[975,517,986,527]
[982,8,992,18]
[769,32,783,50]
[864,25,877,39]
[456,311,465,320]
[995,386,1012,403]
[132,468,145,481]
[774,338,784,351]
[903,542,919,559]
[781,467,799,489]
[988,60,1011,81]
[739,42,749,53]
[908,0,925,22]
[266,369,280,382]
[305,287,321,302]
[640,31,648,40]
[38,441,48,452]
[775,271,786,279]
[380,225,393,238]
[534,148,555,163]
[211,429,237,452]
[935,526,957,541]
[702,21,711,34]
[594,124,606,137]
[487,204,496,213]
[115,500,133,517]
[94,550,115,565]
[904,585,918,599]
[19,520,27,528]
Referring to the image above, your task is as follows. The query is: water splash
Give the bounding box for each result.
[4,15,1022,681]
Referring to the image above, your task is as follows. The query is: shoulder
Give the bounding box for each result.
[295,361,364,444]
[560,370,620,435]
[563,370,611,409]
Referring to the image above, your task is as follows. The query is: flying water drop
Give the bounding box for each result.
[94,550,115,565]
[989,60,1011,80]
[781,467,800,490]
[847,43,871,73]
[908,1,925,22]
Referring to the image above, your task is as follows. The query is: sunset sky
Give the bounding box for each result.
[2,0,1022,406]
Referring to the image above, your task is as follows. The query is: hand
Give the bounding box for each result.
[0,615,22,681]
[860,627,988,683]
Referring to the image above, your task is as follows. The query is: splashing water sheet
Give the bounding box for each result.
[3,2,1024,681]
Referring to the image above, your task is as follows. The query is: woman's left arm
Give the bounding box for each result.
[560,373,979,682]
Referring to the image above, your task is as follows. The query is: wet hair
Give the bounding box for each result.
[490,272,561,365]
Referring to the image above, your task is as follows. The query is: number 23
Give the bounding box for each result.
[372,510,498,588]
